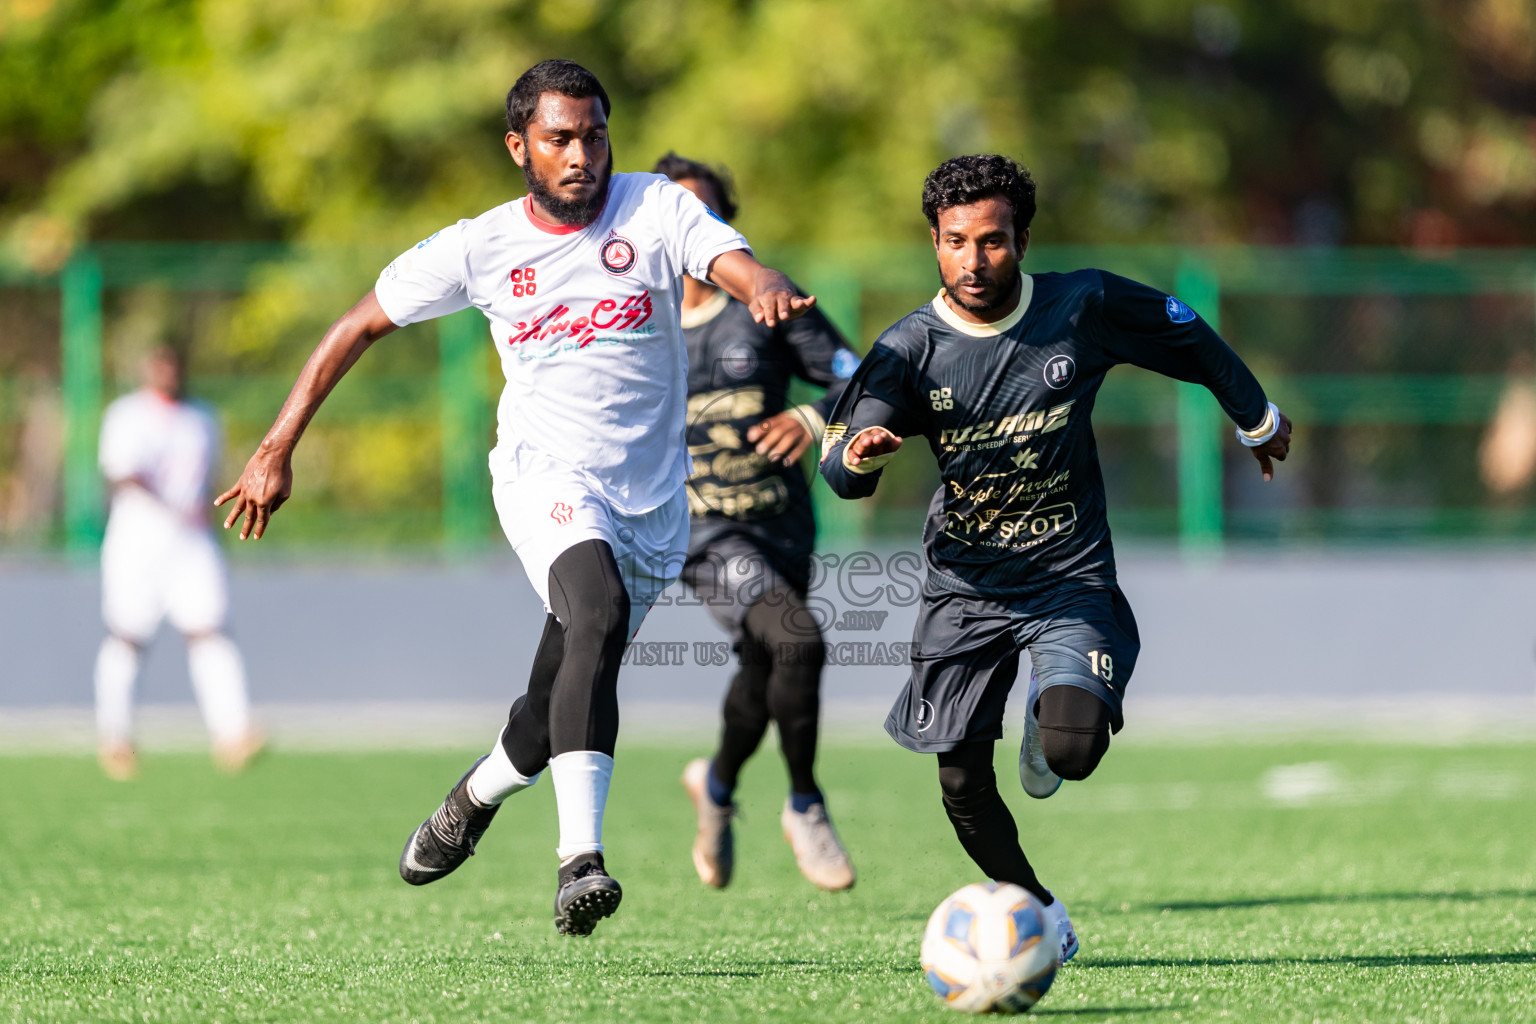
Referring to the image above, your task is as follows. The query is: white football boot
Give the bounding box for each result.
[1019,669,1062,798]
[781,800,856,891]
[681,758,735,888]
[1042,891,1080,962]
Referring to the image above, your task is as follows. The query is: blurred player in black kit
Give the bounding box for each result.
[655,153,860,892]
[820,155,1293,960]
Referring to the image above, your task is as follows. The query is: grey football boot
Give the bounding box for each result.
[781,799,856,891]
[1019,670,1063,799]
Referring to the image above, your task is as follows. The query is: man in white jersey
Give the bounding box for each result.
[95,347,262,780]
[216,59,817,936]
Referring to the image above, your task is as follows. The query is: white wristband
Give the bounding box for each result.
[1236,402,1281,448]
[842,427,898,475]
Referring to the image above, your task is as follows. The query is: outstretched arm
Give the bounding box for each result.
[1095,272,1292,480]
[214,291,398,539]
[706,249,817,328]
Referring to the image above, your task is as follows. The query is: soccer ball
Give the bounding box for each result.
[920,882,1060,1013]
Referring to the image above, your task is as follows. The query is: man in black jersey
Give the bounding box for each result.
[654,153,860,891]
[819,155,1292,961]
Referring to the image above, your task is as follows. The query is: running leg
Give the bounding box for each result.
[936,740,1050,903]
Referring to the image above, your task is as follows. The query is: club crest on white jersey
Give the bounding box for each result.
[600,234,637,276]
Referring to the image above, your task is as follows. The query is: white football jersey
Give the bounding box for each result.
[99,390,219,528]
[374,172,750,515]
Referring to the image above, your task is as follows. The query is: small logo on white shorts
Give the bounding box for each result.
[551,501,574,525]
[916,698,936,732]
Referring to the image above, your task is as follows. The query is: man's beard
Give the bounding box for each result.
[522,147,614,226]
[942,262,1022,315]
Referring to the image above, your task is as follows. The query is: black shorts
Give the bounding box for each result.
[679,529,809,642]
[885,579,1140,753]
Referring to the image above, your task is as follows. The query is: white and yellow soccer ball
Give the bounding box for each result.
[920,882,1060,1013]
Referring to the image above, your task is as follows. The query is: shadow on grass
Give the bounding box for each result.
[1081,951,1536,969]
[631,959,914,980]
[1033,1006,1173,1017]
[1148,889,1536,913]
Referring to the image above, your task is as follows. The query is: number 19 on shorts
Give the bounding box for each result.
[1088,649,1113,681]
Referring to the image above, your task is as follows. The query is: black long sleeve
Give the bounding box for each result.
[776,304,860,426]
[819,341,928,499]
[1091,271,1269,431]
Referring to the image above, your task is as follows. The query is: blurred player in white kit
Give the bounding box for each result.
[94,347,262,780]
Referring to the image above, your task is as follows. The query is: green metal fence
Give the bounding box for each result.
[2,242,1534,555]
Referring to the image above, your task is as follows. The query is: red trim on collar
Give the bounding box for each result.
[522,195,595,235]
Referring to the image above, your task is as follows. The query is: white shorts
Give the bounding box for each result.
[101,515,229,643]
[491,444,690,639]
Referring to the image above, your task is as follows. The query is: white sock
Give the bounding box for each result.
[467,729,543,805]
[94,636,140,745]
[187,634,252,744]
[549,750,614,860]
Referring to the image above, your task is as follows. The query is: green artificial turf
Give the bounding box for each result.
[3,738,1534,1023]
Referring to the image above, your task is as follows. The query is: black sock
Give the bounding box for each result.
[502,540,630,774]
[544,540,629,758]
[937,742,1050,903]
[747,588,824,797]
[711,639,772,794]
[502,614,564,777]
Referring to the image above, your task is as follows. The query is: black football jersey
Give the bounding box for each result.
[685,291,859,570]
[820,269,1269,598]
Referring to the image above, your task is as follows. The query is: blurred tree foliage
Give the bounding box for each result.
[4,0,1534,262]
[1,0,1534,541]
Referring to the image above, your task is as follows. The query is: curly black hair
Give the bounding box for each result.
[651,151,739,222]
[506,59,611,135]
[921,155,1037,238]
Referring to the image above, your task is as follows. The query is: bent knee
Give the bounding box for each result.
[1039,726,1108,781]
[776,638,825,672]
[562,589,630,642]
[938,763,996,802]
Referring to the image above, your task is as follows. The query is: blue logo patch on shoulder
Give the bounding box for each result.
[1166,296,1197,323]
[705,207,728,225]
[415,229,442,250]
[832,349,860,379]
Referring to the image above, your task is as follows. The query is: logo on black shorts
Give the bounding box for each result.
[915,698,936,732]
[599,234,637,276]
[1043,354,1076,390]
